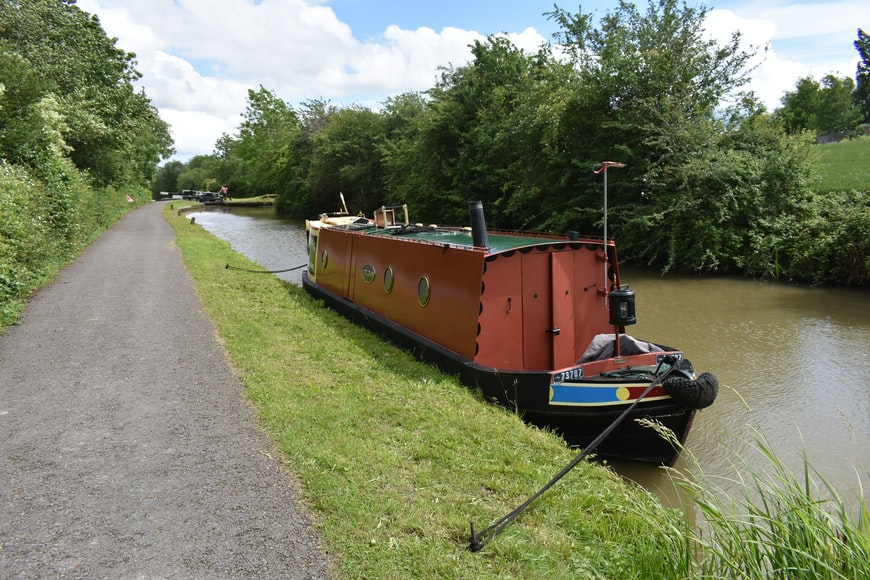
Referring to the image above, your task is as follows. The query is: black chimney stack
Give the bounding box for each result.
[469,200,490,249]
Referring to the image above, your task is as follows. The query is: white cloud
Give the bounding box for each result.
[160,109,241,160]
[704,3,865,111]
[79,0,519,161]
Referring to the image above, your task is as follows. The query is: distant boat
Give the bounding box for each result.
[303,200,717,464]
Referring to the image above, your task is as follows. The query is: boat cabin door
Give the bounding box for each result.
[521,251,576,370]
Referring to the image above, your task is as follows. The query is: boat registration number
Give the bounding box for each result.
[553,367,584,382]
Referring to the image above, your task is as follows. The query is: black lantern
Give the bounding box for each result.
[609,286,636,326]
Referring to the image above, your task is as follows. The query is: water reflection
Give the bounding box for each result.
[188,207,869,512]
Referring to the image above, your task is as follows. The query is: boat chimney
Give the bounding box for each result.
[469,200,490,249]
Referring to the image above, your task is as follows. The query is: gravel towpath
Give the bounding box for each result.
[0,202,331,578]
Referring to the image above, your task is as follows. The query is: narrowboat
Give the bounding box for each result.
[302,201,717,464]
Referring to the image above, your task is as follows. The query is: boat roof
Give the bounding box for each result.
[314,207,606,253]
[372,227,571,252]
[323,222,602,253]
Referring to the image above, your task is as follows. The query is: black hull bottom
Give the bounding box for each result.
[303,272,692,464]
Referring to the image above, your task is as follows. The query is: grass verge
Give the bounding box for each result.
[814,137,870,193]
[164,203,685,578]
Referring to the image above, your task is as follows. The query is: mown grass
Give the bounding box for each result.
[165,204,686,578]
[813,137,870,193]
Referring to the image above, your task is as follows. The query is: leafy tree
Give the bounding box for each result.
[231,86,301,197]
[307,106,386,213]
[379,92,431,207]
[545,0,815,275]
[177,155,220,192]
[776,74,862,135]
[0,0,173,185]
[816,75,861,134]
[855,28,870,123]
[405,37,572,227]
[0,46,66,168]
[151,160,186,197]
[272,99,337,215]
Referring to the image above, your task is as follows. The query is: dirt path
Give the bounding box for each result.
[0,203,331,578]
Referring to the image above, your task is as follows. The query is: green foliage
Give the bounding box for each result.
[194,0,866,286]
[855,28,870,123]
[0,0,167,326]
[176,154,222,192]
[232,86,302,197]
[775,74,863,136]
[307,105,386,212]
[0,0,173,186]
[151,160,186,197]
[0,159,147,327]
[756,190,870,285]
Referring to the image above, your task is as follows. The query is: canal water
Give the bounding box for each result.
[188,206,869,513]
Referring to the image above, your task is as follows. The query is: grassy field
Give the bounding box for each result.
[813,136,870,192]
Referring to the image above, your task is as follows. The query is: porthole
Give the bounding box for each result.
[383,266,394,293]
[417,275,431,307]
[320,249,328,269]
[361,264,376,284]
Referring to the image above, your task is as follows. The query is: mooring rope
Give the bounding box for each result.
[468,356,680,552]
[225,263,307,274]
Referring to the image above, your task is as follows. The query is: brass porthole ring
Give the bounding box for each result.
[384,266,394,293]
[417,274,431,307]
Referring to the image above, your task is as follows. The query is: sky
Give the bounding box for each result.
[75,0,869,163]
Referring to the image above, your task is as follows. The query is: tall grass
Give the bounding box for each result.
[636,422,870,578]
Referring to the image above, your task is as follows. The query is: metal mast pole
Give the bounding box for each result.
[593,161,625,303]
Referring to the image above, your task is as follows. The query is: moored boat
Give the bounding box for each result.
[303,201,717,464]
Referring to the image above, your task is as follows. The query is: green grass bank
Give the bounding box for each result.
[814,136,870,192]
[164,204,687,578]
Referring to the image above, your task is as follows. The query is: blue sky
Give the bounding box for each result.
[326,0,561,39]
[77,0,868,161]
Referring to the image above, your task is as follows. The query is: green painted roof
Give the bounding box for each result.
[366,226,569,253]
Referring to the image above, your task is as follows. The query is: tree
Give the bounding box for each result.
[307,106,386,213]
[0,46,65,168]
[402,37,570,227]
[151,160,186,197]
[545,0,816,274]
[776,74,861,136]
[855,28,870,123]
[231,86,300,197]
[177,155,220,192]
[776,76,822,133]
[0,0,173,185]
